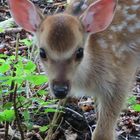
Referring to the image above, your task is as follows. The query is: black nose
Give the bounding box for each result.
[52,81,70,99]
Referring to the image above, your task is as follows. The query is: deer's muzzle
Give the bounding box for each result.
[51,80,70,99]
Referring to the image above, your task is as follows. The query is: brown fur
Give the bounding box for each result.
[10,0,140,140]
[36,1,140,140]
[38,14,83,53]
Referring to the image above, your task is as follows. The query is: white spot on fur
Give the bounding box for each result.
[123,7,129,19]
[128,26,136,33]
[117,5,122,10]
[126,14,136,21]
[127,21,140,33]
[110,21,127,32]
[110,26,118,32]
[97,39,108,48]
[112,45,116,52]
[130,5,140,10]
[135,22,140,29]
[117,21,127,31]
[129,42,137,51]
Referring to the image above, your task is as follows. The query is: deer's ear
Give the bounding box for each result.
[8,0,44,33]
[81,0,117,34]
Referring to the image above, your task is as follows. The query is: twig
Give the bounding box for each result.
[4,33,20,140]
[44,99,67,140]
[5,33,25,140]
[65,107,83,118]
[4,81,15,140]
[14,33,24,140]
[15,33,20,61]
[13,84,24,140]
[0,28,23,34]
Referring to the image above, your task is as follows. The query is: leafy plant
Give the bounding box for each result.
[131,104,140,111]
[19,38,33,47]
[0,110,15,122]
[0,55,48,85]
[0,53,50,138]
[0,18,15,30]
[0,49,65,140]
[128,96,140,111]
[0,27,5,33]
[40,125,50,132]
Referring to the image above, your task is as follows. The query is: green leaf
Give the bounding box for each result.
[0,59,5,63]
[20,38,33,47]
[25,122,33,130]
[0,63,10,73]
[0,89,14,95]
[0,113,5,122]
[0,27,4,33]
[4,110,15,121]
[1,79,12,86]
[0,76,13,86]
[16,96,26,107]
[37,90,48,96]
[18,96,26,102]
[0,54,8,59]
[8,55,16,61]
[31,97,41,102]
[3,102,13,110]
[40,101,51,106]
[23,110,30,121]
[24,61,36,72]
[132,104,140,111]
[26,75,48,85]
[0,110,15,122]
[0,18,14,29]
[45,108,60,113]
[39,99,58,106]
[39,125,49,132]
[12,75,26,84]
[128,96,137,105]
[16,67,24,77]
[0,75,12,81]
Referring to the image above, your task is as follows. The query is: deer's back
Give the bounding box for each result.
[93,0,140,70]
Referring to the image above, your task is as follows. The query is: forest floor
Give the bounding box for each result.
[0,0,140,140]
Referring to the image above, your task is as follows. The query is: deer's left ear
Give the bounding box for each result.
[8,0,44,33]
[81,0,117,34]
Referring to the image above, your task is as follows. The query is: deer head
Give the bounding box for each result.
[8,0,117,99]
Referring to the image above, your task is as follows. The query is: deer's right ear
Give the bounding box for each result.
[80,0,117,34]
[8,0,43,33]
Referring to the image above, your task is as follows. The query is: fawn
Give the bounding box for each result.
[8,0,140,140]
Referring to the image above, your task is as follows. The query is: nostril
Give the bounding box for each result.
[53,84,69,93]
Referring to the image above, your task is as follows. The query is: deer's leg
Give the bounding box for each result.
[92,90,126,140]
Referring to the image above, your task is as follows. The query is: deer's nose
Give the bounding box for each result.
[52,81,70,99]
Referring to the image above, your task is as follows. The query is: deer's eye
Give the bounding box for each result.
[75,48,84,61]
[40,48,47,59]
